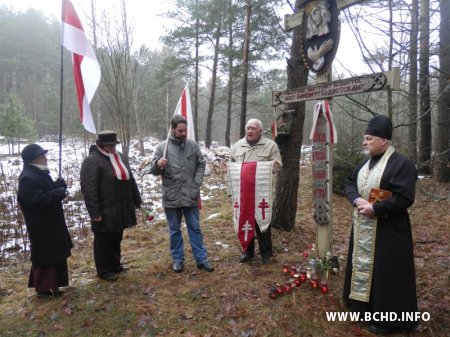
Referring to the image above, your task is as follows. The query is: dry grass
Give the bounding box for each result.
[0,166,448,337]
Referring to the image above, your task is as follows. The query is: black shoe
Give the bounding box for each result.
[239,253,254,263]
[261,257,271,264]
[368,324,397,335]
[197,262,214,272]
[36,290,61,299]
[173,262,184,273]
[99,272,118,282]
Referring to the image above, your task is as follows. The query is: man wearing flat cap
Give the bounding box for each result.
[343,115,419,335]
[80,131,142,282]
[17,144,73,298]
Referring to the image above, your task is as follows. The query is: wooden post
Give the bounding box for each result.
[315,68,333,259]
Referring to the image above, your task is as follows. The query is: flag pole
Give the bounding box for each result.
[162,125,171,159]
[58,0,66,179]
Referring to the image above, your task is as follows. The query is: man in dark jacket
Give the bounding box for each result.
[17,144,72,298]
[149,115,214,273]
[343,116,418,335]
[80,131,142,281]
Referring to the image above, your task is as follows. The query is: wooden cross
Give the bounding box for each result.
[277,0,400,259]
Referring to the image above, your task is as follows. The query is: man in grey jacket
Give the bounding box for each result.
[150,115,214,273]
[230,119,282,264]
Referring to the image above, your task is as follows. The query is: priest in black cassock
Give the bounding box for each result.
[343,115,418,335]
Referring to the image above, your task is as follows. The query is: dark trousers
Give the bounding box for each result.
[93,230,123,277]
[245,224,272,259]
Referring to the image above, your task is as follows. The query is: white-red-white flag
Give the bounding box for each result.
[174,84,195,141]
[228,161,274,252]
[309,100,337,144]
[62,0,100,134]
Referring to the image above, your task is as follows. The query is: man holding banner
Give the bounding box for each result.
[229,119,282,264]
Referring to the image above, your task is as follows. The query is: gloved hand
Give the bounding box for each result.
[52,187,67,200]
[54,177,67,189]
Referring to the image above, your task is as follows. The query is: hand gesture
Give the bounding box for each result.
[307,39,334,63]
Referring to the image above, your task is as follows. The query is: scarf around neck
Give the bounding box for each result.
[97,146,130,180]
[30,163,50,172]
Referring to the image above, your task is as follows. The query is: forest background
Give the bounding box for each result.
[0,0,449,335]
[1,0,448,229]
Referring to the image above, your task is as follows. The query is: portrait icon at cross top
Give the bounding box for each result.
[305,0,331,39]
[301,0,340,73]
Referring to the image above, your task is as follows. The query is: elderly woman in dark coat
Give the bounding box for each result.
[17,144,72,298]
[80,131,142,281]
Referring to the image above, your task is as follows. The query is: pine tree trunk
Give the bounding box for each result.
[194,0,200,142]
[434,0,450,182]
[418,0,431,174]
[271,0,309,231]
[408,0,419,163]
[225,5,234,148]
[239,1,251,138]
[205,25,221,149]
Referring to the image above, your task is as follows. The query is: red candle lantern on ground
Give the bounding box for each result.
[320,280,329,294]
[300,269,307,282]
[275,284,284,295]
[282,264,289,274]
[293,274,302,287]
[289,266,297,277]
[284,281,293,294]
[310,274,319,289]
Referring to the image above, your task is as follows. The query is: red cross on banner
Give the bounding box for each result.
[258,198,269,220]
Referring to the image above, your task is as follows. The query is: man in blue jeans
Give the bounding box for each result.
[149,115,214,273]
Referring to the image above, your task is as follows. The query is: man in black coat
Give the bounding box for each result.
[343,116,418,335]
[17,144,72,298]
[80,131,142,281]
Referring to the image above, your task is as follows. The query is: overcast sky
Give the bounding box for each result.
[0,0,376,78]
[0,0,173,50]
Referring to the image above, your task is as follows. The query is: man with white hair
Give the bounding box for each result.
[229,119,282,264]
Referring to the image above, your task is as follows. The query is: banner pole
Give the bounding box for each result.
[58,0,66,179]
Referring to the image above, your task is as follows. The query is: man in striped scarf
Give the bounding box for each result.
[80,131,142,281]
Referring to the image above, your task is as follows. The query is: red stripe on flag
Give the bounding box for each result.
[323,101,335,143]
[63,0,83,30]
[181,89,187,119]
[238,162,257,252]
[72,53,86,123]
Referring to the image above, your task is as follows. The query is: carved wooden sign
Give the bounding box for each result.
[271,69,400,106]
